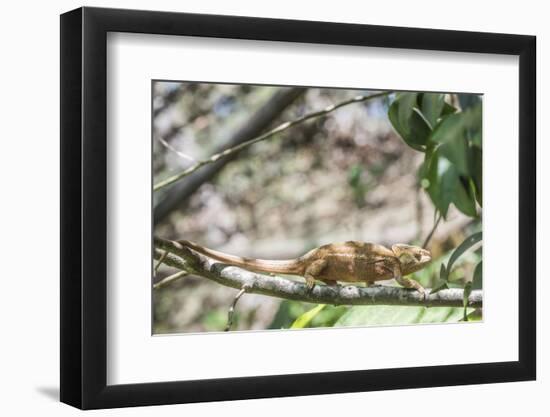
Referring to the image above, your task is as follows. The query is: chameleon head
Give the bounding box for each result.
[391,244,432,275]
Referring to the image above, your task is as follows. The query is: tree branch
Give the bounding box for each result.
[154,87,305,224]
[225,285,250,331]
[153,91,392,192]
[153,270,189,290]
[423,211,442,249]
[154,237,482,308]
[154,250,169,274]
[156,135,197,163]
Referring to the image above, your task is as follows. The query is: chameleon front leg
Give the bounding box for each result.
[393,264,427,300]
[396,275,426,298]
[304,259,328,292]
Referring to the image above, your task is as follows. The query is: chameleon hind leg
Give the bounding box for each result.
[304,259,328,292]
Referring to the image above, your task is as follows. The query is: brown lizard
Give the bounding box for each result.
[178,240,431,296]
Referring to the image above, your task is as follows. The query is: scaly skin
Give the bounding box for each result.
[178,240,431,296]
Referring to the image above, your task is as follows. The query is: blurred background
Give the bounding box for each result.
[152,81,482,334]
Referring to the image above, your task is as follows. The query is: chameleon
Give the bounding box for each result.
[178,240,431,296]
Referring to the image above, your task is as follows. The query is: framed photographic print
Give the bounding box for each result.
[60,6,536,409]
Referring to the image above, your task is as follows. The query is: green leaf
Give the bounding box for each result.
[431,104,481,176]
[409,109,433,147]
[466,103,482,132]
[447,232,482,273]
[472,261,482,290]
[431,263,449,295]
[441,101,458,116]
[308,305,349,328]
[440,138,469,176]
[471,131,482,148]
[203,310,229,331]
[469,146,482,205]
[431,113,469,175]
[434,234,481,296]
[420,93,445,128]
[335,305,472,326]
[430,113,464,143]
[465,309,483,322]
[439,262,448,282]
[439,163,461,218]
[421,146,478,218]
[291,304,326,329]
[388,95,432,151]
[422,149,454,218]
[397,93,417,133]
[430,280,449,295]
[452,177,478,217]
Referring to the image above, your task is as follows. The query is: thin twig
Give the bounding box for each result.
[153,270,189,290]
[154,238,482,308]
[423,212,442,249]
[153,88,304,224]
[154,250,169,275]
[225,285,251,332]
[153,91,392,191]
[156,135,197,163]
[415,184,423,242]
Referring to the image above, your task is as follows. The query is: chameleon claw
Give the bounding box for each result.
[420,288,429,305]
[426,290,431,303]
[304,275,317,294]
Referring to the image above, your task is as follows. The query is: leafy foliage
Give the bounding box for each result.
[336,305,472,326]
[270,301,348,329]
[291,304,326,328]
[388,93,483,317]
[463,254,483,321]
[472,261,483,290]
[389,92,482,218]
[276,301,474,330]
[431,232,482,295]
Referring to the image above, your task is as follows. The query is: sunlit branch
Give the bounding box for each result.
[153,91,392,191]
[154,237,482,308]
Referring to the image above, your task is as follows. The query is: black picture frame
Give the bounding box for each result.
[60,6,536,410]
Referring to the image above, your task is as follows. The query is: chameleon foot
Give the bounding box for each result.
[416,287,428,303]
[421,287,431,303]
[396,275,427,301]
[305,275,316,294]
[304,259,327,294]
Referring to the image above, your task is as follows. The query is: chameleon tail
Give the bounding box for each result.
[177,240,303,275]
